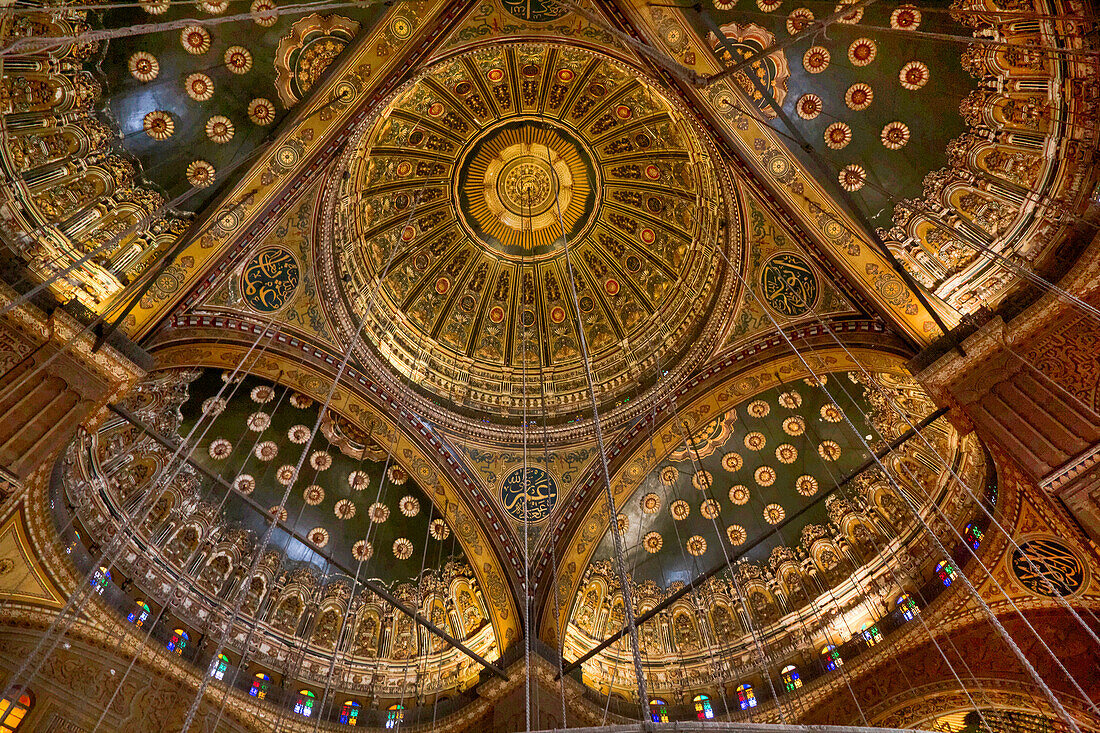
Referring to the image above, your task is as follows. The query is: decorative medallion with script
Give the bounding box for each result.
[500,0,569,23]
[760,252,819,317]
[242,247,300,312]
[500,466,557,523]
[1010,538,1085,597]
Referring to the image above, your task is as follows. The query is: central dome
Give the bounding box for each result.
[322,43,738,428]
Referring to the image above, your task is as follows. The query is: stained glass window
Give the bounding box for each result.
[781,664,802,691]
[385,704,405,729]
[294,690,315,717]
[90,566,111,595]
[339,700,360,726]
[897,593,918,621]
[127,600,150,626]
[964,523,984,549]
[861,622,882,646]
[693,694,714,720]
[737,684,756,710]
[649,698,669,723]
[210,654,229,680]
[167,629,188,655]
[249,673,270,699]
[935,560,957,586]
[0,689,32,732]
[822,645,843,671]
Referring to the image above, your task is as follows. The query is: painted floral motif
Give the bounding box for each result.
[187,160,216,188]
[224,46,253,74]
[369,502,390,523]
[205,115,235,144]
[821,404,843,422]
[899,61,930,90]
[393,538,414,560]
[251,385,275,403]
[701,498,720,519]
[641,493,661,514]
[201,396,226,415]
[276,465,297,486]
[721,452,743,472]
[729,485,750,505]
[786,8,814,35]
[334,499,356,519]
[180,25,211,55]
[835,0,863,22]
[775,444,799,464]
[399,495,420,517]
[763,503,786,524]
[304,484,325,505]
[692,470,714,491]
[185,73,214,101]
[670,499,690,521]
[783,416,806,436]
[309,527,329,548]
[744,432,766,451]
[726,524,747,545]
[251,0,278,26]
[388,465,408,486]
[643,532,663,553]
[802,46,830,74]
[881,121,911,150]
[254,441,278,461]
[796,94,822,120]
[845,83,873,111]
[824,122,852,150]
[248,98,277,125]
[429,519,450,540]
[818,440,842,461]
[269,505,288,522]
[352,540,373,561]
[778,390,802,409]
[129,51,159,82]
[847,38,877,67]
[687,535,707,557]
[309,451,332,471]
[754,465,777,487]
[290,393,313,409]
[246,411,270,432]
[139,0,169,14]
[890,5,921,30]
[796,475,819,496]
[616,513,629,535]
[348,470,370,491]
[757,0,781,10]
[713,0,736,9]
[200,0,229,12]
[839,164,867,192]
[288,425,310,444]
[659,466,678,486]
[748,399,770,418]
[233,474,255,495]
[208,438,232,460]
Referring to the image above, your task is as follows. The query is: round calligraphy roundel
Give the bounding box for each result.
[760,252,819,317]
[1011,538,1085,597]
[242,247,301,312]
[500,466,557,523]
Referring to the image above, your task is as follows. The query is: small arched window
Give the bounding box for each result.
[127,600,150,626]
[896,593,918,622]
[294,690,315,717]
[90,566,111,595]
[935,560,957,587]
[861,622,882,646]
[693,694,713,720]
[385,704,405,729]
[249,673,270,699]
[0,688,33,732]
[822,644,843,671]
[210,654,230,680]
[964,523,984,549]
[736,683,756,710]
[339,700,360,725]
[649,698,669,723]
[781,664,802,691]
[167,629,188,655]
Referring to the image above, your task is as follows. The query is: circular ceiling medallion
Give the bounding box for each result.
[322,43,737,429]
[1010,538,1086,597]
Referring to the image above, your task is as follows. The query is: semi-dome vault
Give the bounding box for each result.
[0,0,1097,729]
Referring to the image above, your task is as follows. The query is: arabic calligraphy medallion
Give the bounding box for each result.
[242,247,301,312]
[1010,538,1085,597]
[760,253,819,317]
[500,466,557,523]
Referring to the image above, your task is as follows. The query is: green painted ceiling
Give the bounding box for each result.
[180,369,460,585]
[594,371,882,588]
[697,0,976,228]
